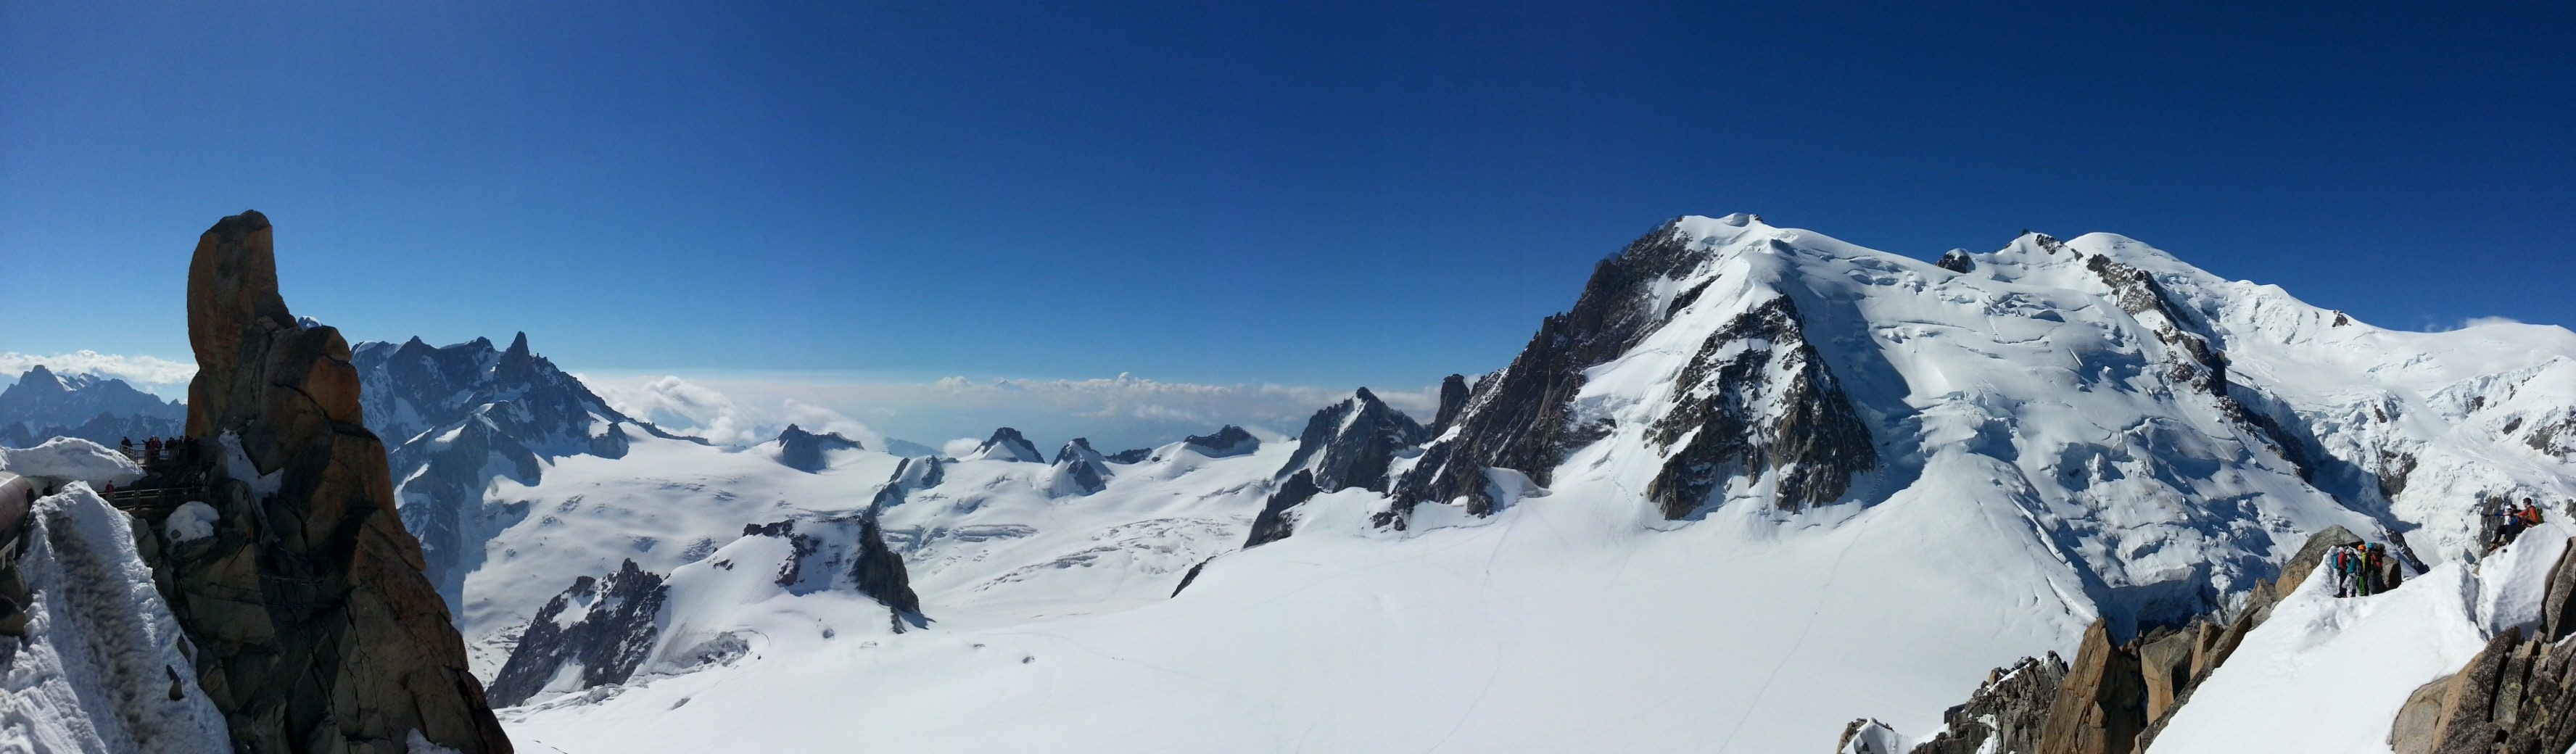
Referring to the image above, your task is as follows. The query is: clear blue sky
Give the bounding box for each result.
[4,1,2571,393]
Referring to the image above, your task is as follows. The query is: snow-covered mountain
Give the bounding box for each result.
[347,333,698,614]
[0,365,185,447]
[328,215,2574,753]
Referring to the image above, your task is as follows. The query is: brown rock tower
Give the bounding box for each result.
[165,210,511,753]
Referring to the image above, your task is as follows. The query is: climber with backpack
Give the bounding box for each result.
[2358,543,2390,596]
[2325,544,2360,598]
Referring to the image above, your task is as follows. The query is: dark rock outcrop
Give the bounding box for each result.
[1244,470,1322,550]
[1170,557,1213,597]
[1183,426,1260,457]
[165,211,511,753]
[968,427,1044,463]
[773,423,862,473]
[484,559,668,707]
[1105,447,1154,464]
[1934,249,1976,273]
[1274,389,1429,494]
[1643,297,1875,516]
[1904,654,2068,754]
[1429,374,1471,435]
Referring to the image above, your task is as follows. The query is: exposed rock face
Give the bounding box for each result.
[1243,470,1321,549]
[1274,389,1429,494]
[166,211,511,753]
[774,423,862,473]
[2544,540,2576,642]
[1643,297,1875,516]
[1429,373,1471,435]
[1390,223,1706,519]
[1183,426,1260,457]
[2135,629,2195,723]
[1049,438,1112,496]
[2034,619,2145,754]
[1934,249,1976,273]
[966,427,1044,463]
[1904,654,2068,754]
[1105,447,1154,464]
[484,559,669,707]
[0,365,186,447]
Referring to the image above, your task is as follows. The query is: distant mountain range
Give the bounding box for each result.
[0,364,184,447]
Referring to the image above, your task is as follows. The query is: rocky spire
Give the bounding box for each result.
[165,211,512,753]
[1429,374,1471,435]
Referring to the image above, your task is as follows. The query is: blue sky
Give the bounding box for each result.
[3,1,2571,447]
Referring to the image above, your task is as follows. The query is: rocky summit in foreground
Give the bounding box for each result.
[158,210,511,753]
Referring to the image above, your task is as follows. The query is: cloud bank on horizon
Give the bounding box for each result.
[0,347,1445,452]
[579,371,1443,455]
[0,350,197,394]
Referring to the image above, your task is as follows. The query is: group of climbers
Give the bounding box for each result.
[2323,541,2403,598]
[116,435,199,464]
[2483,497,2548,552]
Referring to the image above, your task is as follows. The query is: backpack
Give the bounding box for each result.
[2522,507,2543,526]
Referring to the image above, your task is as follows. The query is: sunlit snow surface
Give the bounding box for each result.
[491,216,2576,752]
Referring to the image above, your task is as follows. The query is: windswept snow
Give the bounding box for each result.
[0,488,228,753]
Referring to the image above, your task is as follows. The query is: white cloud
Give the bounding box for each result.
[581,374,888,449]
[941,437,984,457]
[2424,315,2530,333]
[0,350,197,391]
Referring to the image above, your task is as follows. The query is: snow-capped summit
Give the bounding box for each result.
[1049,437,1113,495]
[962,427,1044,463]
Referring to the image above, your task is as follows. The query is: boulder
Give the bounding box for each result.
[164,211,512,753]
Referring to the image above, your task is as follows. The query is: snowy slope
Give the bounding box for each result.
[486,215,2575,753]
[0,487,229,754]
[454,428,1280,677]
